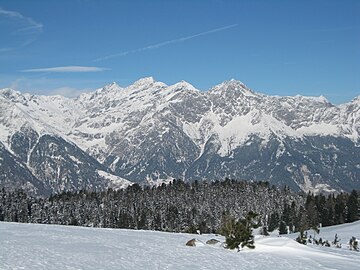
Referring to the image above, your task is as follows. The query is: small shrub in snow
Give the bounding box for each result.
[220,211,258,251]
[332,234,341,248]
[349,237,359,251]
[296,231,307,245]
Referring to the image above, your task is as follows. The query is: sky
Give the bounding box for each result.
[0,0,359,104]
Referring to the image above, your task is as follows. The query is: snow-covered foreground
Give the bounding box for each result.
[1,221,359,270]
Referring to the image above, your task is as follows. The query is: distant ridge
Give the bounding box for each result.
[0,77,359,195]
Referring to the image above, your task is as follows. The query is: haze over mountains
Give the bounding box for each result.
[0,77,359,196]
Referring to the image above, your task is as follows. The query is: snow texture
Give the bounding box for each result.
[1,221,359,269]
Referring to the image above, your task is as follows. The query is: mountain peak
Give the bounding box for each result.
[317,95,329,103]
[103,82,122,91]
[210,79,256,97]
[133,77,156,86]
[0,88,22,97]
[170,80,197,91]
[225,79,249,89]
[0,88,27,103]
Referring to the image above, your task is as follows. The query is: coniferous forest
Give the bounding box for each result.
[0,179,359,234]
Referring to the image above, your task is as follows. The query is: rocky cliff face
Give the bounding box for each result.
[0,77,359,195]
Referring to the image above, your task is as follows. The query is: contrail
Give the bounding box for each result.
[0,7,43,49]
[0,7,43,33]
[93,24,238,62]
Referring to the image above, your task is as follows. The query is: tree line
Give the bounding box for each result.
[0,179,358,235]
[267,189,359,235]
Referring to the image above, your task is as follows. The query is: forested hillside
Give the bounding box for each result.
[1,180,358,234]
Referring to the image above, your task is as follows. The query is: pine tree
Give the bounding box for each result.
[260,225,269,236]
[334,194,346,224]
[305,193,319,229]
[268,212,279,232]
[346,190,359,222]
[278,220,288,235]
[220,216,238,249]
[220,211,258,251]
[296,206,309,233]
[311,224,320,240]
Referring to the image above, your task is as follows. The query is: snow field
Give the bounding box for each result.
[1,221,359,269]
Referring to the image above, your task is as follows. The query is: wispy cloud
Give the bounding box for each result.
[5,76,105,98]
[21,66,109,73]
[0,7,43,32]
[0,47,13,53]
[93,24,238,62]
[0,7,43,50]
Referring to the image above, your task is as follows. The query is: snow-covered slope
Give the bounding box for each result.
[1,221,359,269]
[0,88,81,144]
[0,78,359,194]
[290,221,360,249]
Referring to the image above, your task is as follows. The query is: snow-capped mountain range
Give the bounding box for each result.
[0,77,359,195]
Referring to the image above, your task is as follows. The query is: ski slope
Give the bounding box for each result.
[1,221,359,270]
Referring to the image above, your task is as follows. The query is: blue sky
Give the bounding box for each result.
[0,0,359,104]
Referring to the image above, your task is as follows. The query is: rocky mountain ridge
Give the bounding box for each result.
[0,77,359,195]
